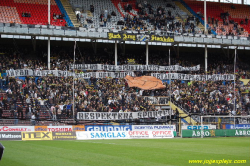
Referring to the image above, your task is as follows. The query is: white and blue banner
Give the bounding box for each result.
[76,131,128,140]
[225,124,250,129]
[181,125,217,130]
[76,130,174,140]
[85,125,132,131]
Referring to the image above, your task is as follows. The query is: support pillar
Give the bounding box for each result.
[146,41,148,65]
[48,37,50,70]
[115,40,117,66]
[205,45,207,73]
[204,0,207,34]
[177,43,179,59]
[31,36,36,51]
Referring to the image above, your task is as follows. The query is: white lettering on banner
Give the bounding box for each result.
[76,131,128,140]
[1,134,22,139]
[192,131,210,137]
[77,110,172,120]
[47,126,73,132]
[0,126,34,132]
[235,130,250,136]
[76,131,174,140]
[132,125,176,131]
[71,64,200,71]
[6,69,135,79]
[182,125,217,130]
[85,126,131,131]
[151,73,235,81]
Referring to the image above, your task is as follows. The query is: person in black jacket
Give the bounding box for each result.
[17,104,23,119]
[0,105,3,119]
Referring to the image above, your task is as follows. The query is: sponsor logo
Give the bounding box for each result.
[192,130,211,137]
[22,132,52,140]
[151,131,173,138]
[35,126,48,132]
[182,125,216,130]
[128,131,149,138]
[235,130,250,136]
[132,125,176,131]
[0,126,34,132]
[72,125,85,131]
[90,132,127,139]
[85,125,132,131]
[52,132,76,140]
[0,132,22,140]
[47,126,73,132]
[227,124,250,129]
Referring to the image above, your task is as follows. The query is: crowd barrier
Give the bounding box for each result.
[0,125,176,141]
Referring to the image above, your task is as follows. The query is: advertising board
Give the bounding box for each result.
[47,126,73,132]
[76,130,174,140]
[35,126,48,132]
[181,125,216,130]
[128,131,174,139]
[85,125,132,131]
[132,125,176,131]
[225,124,250,129]
[76,131,128,140]
[72,125,85,131]
[0,132,22,140]
[52,132,76,140]
[182,129,250,138]
[0,126,34,132]
[22,132,52,140]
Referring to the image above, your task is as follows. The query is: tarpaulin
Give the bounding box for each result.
[125,75,166,90]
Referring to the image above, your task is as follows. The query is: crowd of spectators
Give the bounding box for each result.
[0,46,250,122]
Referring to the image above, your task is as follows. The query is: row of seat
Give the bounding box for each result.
[0,0,66,26]
[185,0,250,35]
[14,0,57,5]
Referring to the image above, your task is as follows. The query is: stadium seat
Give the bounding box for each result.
[0,0,66,26]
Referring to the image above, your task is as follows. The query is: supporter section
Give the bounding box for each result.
[0,40,249,125]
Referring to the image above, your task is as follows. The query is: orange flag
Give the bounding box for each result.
[125,75,166,90]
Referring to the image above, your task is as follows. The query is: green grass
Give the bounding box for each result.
[1,137,250,166]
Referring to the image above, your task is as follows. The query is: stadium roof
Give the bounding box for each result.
[193,0,250,5]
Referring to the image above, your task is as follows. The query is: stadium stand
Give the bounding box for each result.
[0,0,250,126]
[0,0,66,26]
[184,0,250,37]
[0,43,249,126]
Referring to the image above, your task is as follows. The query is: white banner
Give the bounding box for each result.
[132,125,176,131]
[6,69,134,78]
[77,110,172,120]
[71,64,200,71]
[76,131,128,140]
[128,130,174,139]
[152,73,235,81]
[0,126,34,132]
[76,131,174,140]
